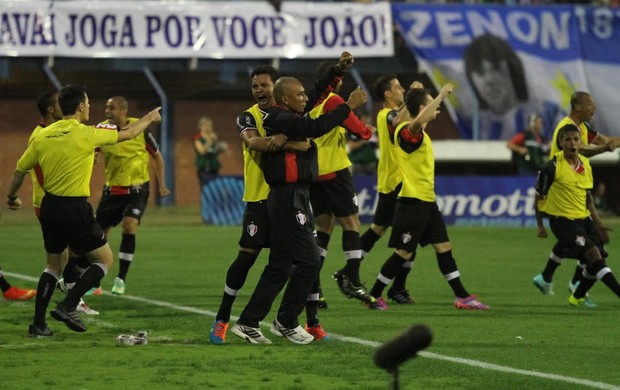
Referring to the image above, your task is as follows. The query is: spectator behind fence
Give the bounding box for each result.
[506,113,549,175]
[193,115,228,185]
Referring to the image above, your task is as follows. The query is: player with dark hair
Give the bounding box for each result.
[27,91,99,315]
[308,60,375,307]
[7,84,161,336]
[533,91,615,300]
[231,54,368,344]
[535,124,620,307]
[367,84,489,311]
[209,65,316,344]
[359,74,423,307]
[0,265,36,301]
[95,96,170,296]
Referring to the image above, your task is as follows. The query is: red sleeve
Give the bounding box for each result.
[509,132,526,145]
[313,75,344,108]
[322,95,372,140]
[399,127,424,144]
[587,130,599,144]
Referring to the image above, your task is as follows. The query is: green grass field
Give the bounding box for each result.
[1,207,619,390]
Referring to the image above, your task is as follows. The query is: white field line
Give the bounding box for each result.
[6,272,619,390]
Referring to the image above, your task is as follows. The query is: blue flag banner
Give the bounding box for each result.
[392,4,620,140]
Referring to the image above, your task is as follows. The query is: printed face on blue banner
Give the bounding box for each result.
[392,4,620,140]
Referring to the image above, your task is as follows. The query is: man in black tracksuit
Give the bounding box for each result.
[233,53,368,344]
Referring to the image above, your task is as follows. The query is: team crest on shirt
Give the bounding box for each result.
[296,211,307,225]
[247,223,258,237]
[575,235,586,246]
[402,232,412,244]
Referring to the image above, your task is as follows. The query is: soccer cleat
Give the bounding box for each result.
[28,323,54,338]
[111,277,125,295]
[3,286,36,301]
[76,299,99,315]
[366,297,389,311]
[568,280,592,300]
[454,295,489,310]
[210,320,229,345]
[333,270,375,304]
[231,323,272,344]
[533,274,554,295]
[305,323,331,341]
[85,286,103,296]
[387,288,415,304]
[568,294,597,308]
[270,319,314,345]
[50,303,87,332]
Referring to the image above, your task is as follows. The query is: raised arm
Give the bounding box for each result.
[117,107,161,142]
[305,51,353,111]
[407,83,453,134]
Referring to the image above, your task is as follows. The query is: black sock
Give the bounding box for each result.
[118,234,135,281]
[541,253,563,283]
[63,256,82,285]
[392,253,415,292]
[571,261,587,285]
[437,250,469,298]
[573,275,596,299]
[0,269,11,292]
[63,264,105,309]
[215,251,259,322]
[33,270,58,327]
[370,253,406,298]
[305,300,319,327]
[342,230,362,285]
[316,231,331,292]
[360,228,381,254]
[593,261,620,298]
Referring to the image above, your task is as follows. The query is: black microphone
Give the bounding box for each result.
[374,324,433,370]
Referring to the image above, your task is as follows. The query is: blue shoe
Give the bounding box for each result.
[533,274,554,295]
[210,320,229,344]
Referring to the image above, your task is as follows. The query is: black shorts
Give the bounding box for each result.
[39,194,107,254]
[268,185,319,264]
[548,216,603,258]
[95,184,150,228]
[238,200,271,249]
[309,168,358,218]
[372,184,402,227]
[389,198,449,252]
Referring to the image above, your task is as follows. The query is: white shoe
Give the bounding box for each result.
[76,299,100,315]
[269,322,284,337]
[271,319,314,345]
[231,323,272,344]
